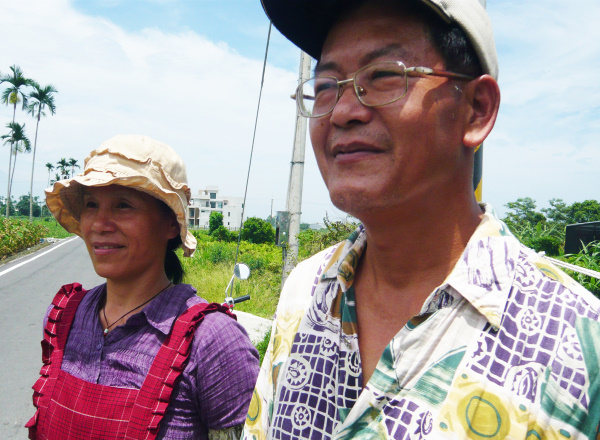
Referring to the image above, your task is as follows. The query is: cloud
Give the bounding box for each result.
[2,0,598,224]
[0,0,343,222]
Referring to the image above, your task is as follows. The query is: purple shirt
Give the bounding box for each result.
[51,283,259,439]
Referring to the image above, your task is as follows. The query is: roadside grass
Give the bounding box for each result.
[35,217,73,239]
[181,231,282,319]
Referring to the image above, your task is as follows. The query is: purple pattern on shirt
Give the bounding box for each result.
[53,283,259,440]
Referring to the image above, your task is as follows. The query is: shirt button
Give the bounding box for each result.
[96,343,102,350]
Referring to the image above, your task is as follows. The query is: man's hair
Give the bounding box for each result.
[332,0,483,77]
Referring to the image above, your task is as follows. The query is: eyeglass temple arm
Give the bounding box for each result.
[291,93,315,101]
[407,66,474,81]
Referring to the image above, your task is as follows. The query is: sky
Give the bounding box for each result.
[1,0,598,224]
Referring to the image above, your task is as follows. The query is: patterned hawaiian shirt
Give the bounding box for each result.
[243,205,600,440]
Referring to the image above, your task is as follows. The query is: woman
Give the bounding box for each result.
[27,134,259,440]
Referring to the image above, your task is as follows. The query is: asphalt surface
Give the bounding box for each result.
[0,236,104,439]
[0,237,271,439]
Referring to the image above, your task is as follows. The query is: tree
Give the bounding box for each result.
[1,66,33,218]
[46,162,54,186]
[16,195,41,217]
[241,217,275,244]
[27,81,57,221]
[1,122,31,217]
[68,157,79,177]
[56,158,69,178]
[0,65,32,124]
[0,196,17,216]
[209,211,224,235]
[541,198,570,228]
[502,197,545,230]
[567,200,600,224]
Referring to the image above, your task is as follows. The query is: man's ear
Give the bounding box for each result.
[462,74,500,148]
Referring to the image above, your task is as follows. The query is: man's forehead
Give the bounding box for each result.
[316,43,412,73]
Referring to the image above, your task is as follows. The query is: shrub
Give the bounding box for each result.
[209,211,224,235]
[561,241,600,298]
[241,217,275,244]
[0,218,49,259]
[527,236,563,256]
[212,225,235,242]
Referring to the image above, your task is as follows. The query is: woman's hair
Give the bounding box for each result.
[165,235,185,284]
[158,200,185,284]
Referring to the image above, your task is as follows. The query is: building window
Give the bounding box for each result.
[210,202,216,208]
[210,192,216,199]
[228,212,231,217]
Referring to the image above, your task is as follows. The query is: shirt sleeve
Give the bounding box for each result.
[192,311,260,429]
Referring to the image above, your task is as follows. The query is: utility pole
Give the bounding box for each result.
[282,51,312,283]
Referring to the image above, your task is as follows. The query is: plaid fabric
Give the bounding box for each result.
[28,284,230,440]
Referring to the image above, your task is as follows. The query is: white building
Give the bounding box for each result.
[189,186,244,231]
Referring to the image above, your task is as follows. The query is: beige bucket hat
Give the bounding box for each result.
[45,134,197,257]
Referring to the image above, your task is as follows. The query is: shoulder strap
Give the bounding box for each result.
[125,302,233,440]
[27,283,87,437]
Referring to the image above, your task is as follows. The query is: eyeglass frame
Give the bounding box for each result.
[293,61,475,118]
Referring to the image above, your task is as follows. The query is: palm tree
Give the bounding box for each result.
[1,65,33,216]
[46,162,54,186]
[68,157,80,178]
[56,158,69,179]
[1,122,31,217]
[27,82,57,220]
[0,65,32,124]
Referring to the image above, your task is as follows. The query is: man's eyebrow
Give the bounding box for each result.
[362,44,408,63]
[314,61,339,75]
[315,44,409,75]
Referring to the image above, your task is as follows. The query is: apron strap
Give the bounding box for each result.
[126,302,234,440]
[27,283,88,438]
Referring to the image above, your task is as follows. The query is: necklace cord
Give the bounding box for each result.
[102,282,173,335]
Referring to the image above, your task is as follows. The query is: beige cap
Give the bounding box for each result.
[260,0,498,79]
[45,134,197,257]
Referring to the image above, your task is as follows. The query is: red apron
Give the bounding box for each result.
[26,283,232,440]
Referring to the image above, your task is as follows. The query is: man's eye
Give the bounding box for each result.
[116,202,132,209]
[314,79,337,97]
[84,201,97,209]
[369,69,403,81]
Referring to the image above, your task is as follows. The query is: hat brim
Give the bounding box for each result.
[45,173,197,257]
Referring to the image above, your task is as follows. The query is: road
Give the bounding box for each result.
[0,237,104,439]
[0,236,271,439]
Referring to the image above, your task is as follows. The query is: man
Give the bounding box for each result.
[244,0,600,439]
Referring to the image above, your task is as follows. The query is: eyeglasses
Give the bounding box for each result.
[294,61,474,118]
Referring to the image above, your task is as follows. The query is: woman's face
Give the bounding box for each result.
[79,185,180,283]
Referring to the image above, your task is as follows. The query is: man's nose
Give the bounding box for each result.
[330,82,371,125]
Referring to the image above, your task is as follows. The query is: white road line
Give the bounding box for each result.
[0,236,79,278]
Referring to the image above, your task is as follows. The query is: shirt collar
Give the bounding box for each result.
[139,283,197,335]
[322,204,521,329]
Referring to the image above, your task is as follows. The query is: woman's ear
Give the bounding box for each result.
[166,211,181,240]
[462,74,500,149]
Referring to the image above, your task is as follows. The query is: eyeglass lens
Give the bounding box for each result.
[298,61,409,117]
